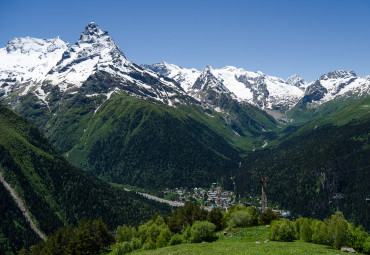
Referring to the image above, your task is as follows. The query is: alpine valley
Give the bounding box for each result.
[0,22,369,252]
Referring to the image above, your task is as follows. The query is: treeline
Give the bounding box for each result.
[268,212,370,253]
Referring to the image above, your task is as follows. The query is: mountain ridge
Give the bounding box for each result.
[1,23,369,121]
[0,22,192,109]
[145,62,370,114]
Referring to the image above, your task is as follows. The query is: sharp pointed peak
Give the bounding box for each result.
[287,74,302,79]
[286,74,305,82]
[85,22,103,31]
[286,74,307,88]
[156,61,172,66]
[78,22,109,43]
[202,65,213,72]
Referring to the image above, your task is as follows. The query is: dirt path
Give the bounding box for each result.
[124,188,212,211]
[124,187,185,207]
[139,192,185,207]
[0,170,46,240]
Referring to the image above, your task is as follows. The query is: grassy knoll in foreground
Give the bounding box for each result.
[128,226,356,255]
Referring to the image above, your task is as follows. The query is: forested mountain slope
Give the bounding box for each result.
[236,97,370,229]
[65,92,242,189]
[0,103,171,254]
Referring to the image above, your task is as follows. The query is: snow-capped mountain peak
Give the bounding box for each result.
[0,37,69,95]
[297,70,370,108]
[192,65,228,92]
[286,74,307,89]
[46,22,130,89]
[203,65,213,72]
[0,23,192,106]
[143,62,200,92]
[1,23,369,114]
[78,22,108,43]
[75,22,125,58]
[319,70,356,80]
[6,36,68,54]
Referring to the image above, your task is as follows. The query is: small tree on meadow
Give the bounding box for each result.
[260,207,279,225]
[207,208,224,231]
[327,212,351,249]
[300,218,313,242]
[268,219,296,242]
[189,221,217,243]
[156,228,172,248]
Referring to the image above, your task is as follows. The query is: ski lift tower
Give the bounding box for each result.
[333,193,343,212]
[260,176,269,213]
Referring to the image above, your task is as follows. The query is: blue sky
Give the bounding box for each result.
[0,0,369,81]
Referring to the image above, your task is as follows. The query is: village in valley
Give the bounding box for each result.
[157,182,291,217]
[160,183,235,211]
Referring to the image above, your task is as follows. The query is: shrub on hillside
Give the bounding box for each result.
[156,228,172,248]
[363,239,370,255]
[245,206,259,226]
[142,239,156,250]
[189,221,217,243]
[183,225,191,242]
[268,219,296,242]
[300,218,313,242]
[167,203,208,233]
[327,212,352,249]
[293,217,304,240]
[260,208,279,225]
[228,211,254,229]
[115,242,132,255]
[169,234,183,246]
[130,237,142,250]
[116,225,135,242]
[349,226,368,253]
[137,215,170,245]
[207,208,224,231]
[311,219,329,245]
[226,206,259,230]
[295,213,369,252]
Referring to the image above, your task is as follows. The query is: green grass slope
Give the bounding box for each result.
[128,226,352,255]
[0,103,171,254]
[286,94,368,125]
[237,97,370,229]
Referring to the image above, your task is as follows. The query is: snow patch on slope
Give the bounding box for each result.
[0,37,68,86]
